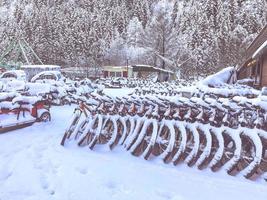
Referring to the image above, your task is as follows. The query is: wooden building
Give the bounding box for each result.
[61,67,102,80]
[237,25,267,88]
[102,66,133,78]
[102,65,174,82]
[132,65,174,82]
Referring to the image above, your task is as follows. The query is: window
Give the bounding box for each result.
[103,71,108,78]
[251,65,256,76]
[110,72,115,77]
[36,75,44,81]
[123,71,128,77]
[115,72,122,77]
[257,63,261,74]
[45,75,56,80]
[2,73,16,78]
[255,61,261,85]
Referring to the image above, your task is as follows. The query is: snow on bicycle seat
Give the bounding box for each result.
[173,96,189,105]
[0,92,19,102]
[87,98,99,106]
[204,98,224,111]
[251,98,267,112]
[115,97,122,102]
[147,96,166,106]
[232,96,250,104]
[0,101,19,110]
[25,82,51,96]
[75,95,87,102]
[190,97,210,109]
[220,98,241,112]
[12,96,43,105]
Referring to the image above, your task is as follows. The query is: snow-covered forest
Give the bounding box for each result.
[0,0,266,78]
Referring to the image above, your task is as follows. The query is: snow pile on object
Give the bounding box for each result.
[200,67,236,87]
[4,80,26,92]
[12,96,43,105]
[25,83,52,96]
[201,84,259,97]
[0,92,18,101]
[236,78,254,85]
[196,67,260,98]
[0,101,17,110]
[261,87,267,96]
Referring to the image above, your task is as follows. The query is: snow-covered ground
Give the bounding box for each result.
[0,88,266,200]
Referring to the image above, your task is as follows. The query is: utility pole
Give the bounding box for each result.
[87,65,89,79]
[126,59,129,78]
[161,0,167,70]
[162,30,165,69]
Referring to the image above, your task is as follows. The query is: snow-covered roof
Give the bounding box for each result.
[153,67,174,74]
[132,65,174,74]
[103,66,133,71]
[61,67,102,72]
[21,65,61,69]
[35,70,61,75]
[252,39,267,59]
[247,25,267,51]
[133,64,152,68]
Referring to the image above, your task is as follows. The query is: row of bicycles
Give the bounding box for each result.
[95,77,194,90]
[133,82,260,98]
[0,78,97,106]
[60,91,267,181]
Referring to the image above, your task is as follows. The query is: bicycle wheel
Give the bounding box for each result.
[153,120,176,163]
[61,109,82,146]
[77,114,102,149]
[130,119,155,157]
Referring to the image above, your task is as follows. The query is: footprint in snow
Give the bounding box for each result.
[75,166,91,175]
[40,175,49,190]
[156,190,184,200]
[105,181,117,189]
[78,168,88,175]
[39,174,56,196]
[0,170,13,182]
[104,181,132,197]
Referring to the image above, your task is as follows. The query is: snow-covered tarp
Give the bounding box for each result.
[200,67,236,87]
